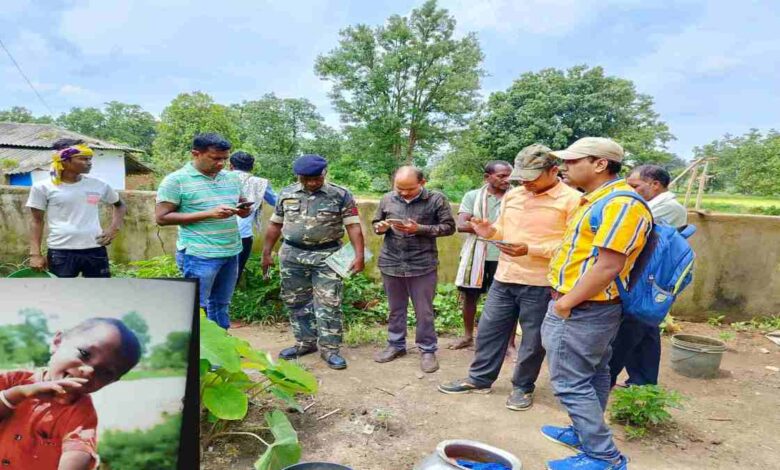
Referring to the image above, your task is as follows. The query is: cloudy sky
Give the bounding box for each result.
[1,0,777,159]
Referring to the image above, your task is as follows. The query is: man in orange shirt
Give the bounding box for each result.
[438,145,581,411]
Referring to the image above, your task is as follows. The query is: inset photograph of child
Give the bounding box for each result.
[0,279,197,470]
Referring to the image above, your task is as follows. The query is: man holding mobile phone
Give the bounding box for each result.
[439,145,580,412]
[372,166,456,373]
[155,133,251,330]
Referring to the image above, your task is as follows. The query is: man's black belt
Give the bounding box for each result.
[283,239,341,251]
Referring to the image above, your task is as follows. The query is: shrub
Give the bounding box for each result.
[99,412,181,469]
[610,385,683,440]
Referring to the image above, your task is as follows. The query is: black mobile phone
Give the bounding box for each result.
[236,201,254,209]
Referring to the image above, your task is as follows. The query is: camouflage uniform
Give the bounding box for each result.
[270,182,361,352]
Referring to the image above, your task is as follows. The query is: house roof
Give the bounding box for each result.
[0,122,153,175]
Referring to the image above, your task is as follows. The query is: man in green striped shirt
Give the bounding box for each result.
[155,133,251,329]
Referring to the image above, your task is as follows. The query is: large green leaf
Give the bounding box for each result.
[203,382,248,420]
[200,316,241,373]
[237,339,273,371]
[254,410,301,470]
[270,387,303,413]
[265,359,318,394]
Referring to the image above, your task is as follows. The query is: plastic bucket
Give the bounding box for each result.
[282,463,353,470]
[7,268,57,278]
[670,334,726,379]
[415,440,522,470]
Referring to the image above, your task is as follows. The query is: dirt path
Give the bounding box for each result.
[204,322,780,469]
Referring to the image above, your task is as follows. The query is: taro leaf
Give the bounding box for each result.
[199,358,210,377]
[254,410,301,470]
[200,316,241,373]
[224,370,255,391]
[270,387,303,413]
[237,340,273,371]
[265,359,318,394]
[207,411,219,423]
[203,382,248,420]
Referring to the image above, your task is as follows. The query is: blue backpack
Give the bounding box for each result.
[590,191,696,326]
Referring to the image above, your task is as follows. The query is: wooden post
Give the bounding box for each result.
[684,165,699,207]
[670,157,703,189]
[695,159,710,210]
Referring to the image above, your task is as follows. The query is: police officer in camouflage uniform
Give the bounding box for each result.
[263,155,365,369]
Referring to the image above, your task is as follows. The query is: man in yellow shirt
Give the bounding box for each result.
[438,145,581,412]
[540,137,651,470]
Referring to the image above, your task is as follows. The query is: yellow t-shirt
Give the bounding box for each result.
[548,179,652,301]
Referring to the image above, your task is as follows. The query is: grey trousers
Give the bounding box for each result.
[468,281,551,391]
[382,271,438,353]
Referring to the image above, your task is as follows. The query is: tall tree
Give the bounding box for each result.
[0,106,53,123]
[56,107,107,138]
[153,92,239,174]
[101,101,157,152]
[315,0,484,172]
[121,311,151,356]
[694,129,780,196]
[476,65,675,166]
[231,94,339,183]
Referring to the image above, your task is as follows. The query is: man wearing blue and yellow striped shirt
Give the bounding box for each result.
[539,138,651,470]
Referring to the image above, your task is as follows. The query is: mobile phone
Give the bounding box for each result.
[386,218,406,225]
[236,201,254,209]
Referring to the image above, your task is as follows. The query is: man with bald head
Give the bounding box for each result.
[372,166,456,373]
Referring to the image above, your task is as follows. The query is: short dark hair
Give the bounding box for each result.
[192,133,231,152]
[65,317,142,376]
[632,164,671,188]
[52,138,85,150]
[484,160,512,174]
[588,156,622,176]
[229,151,255,171]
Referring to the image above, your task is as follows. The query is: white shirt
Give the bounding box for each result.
[648,191,688,228]
[26,176,120,249]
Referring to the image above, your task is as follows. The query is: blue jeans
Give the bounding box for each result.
[541,300,623,462]
[177,250,238,329]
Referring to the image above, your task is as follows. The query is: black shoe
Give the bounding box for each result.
[321,350,347,370]
[506,388,534,411]
[279,343,318,360]
[437,378,492,395]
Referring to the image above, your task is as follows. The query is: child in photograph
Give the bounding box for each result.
[0,317,141,470]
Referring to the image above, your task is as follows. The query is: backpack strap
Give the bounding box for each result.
[589,190,654,233]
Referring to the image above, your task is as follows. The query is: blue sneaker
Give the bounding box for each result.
[541,425,582,452]
[547,453,628,470]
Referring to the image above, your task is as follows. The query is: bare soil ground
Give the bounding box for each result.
[202,321,780,469]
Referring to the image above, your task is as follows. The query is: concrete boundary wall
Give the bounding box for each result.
[1,185,778,322]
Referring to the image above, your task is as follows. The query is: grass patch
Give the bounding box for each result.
[610,385,684,440]
[677,193,780,215]
[730,315,780,332]
[343,323,387,347]
[121,368,186,381]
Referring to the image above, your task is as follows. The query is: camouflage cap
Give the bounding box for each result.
[509,144,557,181]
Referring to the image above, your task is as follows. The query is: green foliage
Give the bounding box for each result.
[730,315,780,332]
[343,323,387,347]
[718,331,735,342]
[432,283,464,333]
[0,106,54,124]
[199,315,315,469]
[53,102,158,153]
[706,314,725,327]
[231,255,286,324]
[0,309,51,369]
[121,311,152,356]
[659,314,681,336]
[98,412,182,469]
[112,255,182,279]
[316,0,484,172]
[475,65,674,166]
[695,129,780,196]
[610,385,683,439]
[152,92,240,175]
[147,331,190,370]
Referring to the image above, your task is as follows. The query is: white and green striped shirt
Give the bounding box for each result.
[157,162,245,258]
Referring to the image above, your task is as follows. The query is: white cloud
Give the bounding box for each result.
[440,0,642,36]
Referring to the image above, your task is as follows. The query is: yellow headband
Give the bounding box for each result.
[50,145,93,185]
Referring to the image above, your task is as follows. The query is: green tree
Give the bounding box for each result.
[315,0,484,173]
[0,309,51,368]
[101,101,157,152]
[147,331,189,370]
[56,107,106,137]
[0,106,54,123]
[476,65,675,166]
[231,94,339,184]
[694,129,780,196]
[152,92,239,175]
[121,312,151,356]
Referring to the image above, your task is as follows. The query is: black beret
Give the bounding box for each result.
[293,154,327,176]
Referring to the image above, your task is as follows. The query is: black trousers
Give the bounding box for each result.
[609,314,661,386]
[236,236,254,286]
[47,246,111,278]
